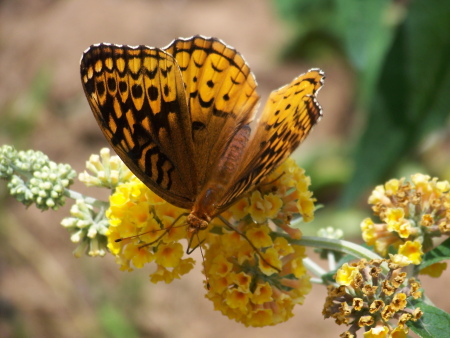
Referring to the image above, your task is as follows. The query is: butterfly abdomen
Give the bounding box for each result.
[191,125,251,221]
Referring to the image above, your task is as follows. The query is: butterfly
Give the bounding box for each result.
[80,35,324,235]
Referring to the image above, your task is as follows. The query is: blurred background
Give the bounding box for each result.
[0,0,448,337]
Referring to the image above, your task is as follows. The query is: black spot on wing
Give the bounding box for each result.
[198,94,214,108]
[192,121,206,131]
[148,85,158,101]
[119,81,127,93]
[132,84,143,98]
[97,80,105,96]
[107,78,117,91]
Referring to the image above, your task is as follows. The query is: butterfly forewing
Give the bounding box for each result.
[80,44,198,208]
[217,69,325,211]
[164,36,259,187]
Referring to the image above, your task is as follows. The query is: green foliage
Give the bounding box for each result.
[420,238,450,270]
[274,0,450,205]
[0,67,52,147]
[408,300,450,338]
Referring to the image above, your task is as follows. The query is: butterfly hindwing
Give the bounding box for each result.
[80,44,198,209]
[217,69,325,211]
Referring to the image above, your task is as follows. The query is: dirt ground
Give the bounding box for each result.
[1,0,448,337]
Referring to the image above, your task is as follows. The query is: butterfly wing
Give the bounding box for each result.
[217,69,325,211]
[80,44,198,209]
[164,36,260,187]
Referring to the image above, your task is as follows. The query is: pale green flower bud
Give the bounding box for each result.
[78,147,133,188]
[61,199,109,257]
[1,145,76,210]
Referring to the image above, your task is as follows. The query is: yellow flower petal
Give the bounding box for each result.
[398,241,423,265]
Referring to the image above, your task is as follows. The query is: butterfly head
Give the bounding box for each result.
[186,213,210,233]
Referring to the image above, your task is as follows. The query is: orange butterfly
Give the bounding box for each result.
[80,35,324,236]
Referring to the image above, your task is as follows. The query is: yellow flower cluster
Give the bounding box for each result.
[204,223,311,327]
[324,258,423,337]
[105,177,195,283]
[104,157,316,326]
[361,174,449,271]
[228,158,316,236]
[202,159,315,326]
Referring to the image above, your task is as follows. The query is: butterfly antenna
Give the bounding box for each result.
[115,233,145,243]
[218,215,281,273]
[115,213,189,247]
[139,213,191,249]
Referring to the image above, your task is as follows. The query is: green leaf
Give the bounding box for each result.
[273,0,342,60]
[335,0,396,106]
[408,300,450,338]
[274,0,333,24]
[420,237,450,270]
[343,0,450,205]
[0,67,52,148]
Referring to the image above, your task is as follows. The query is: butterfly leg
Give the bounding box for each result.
[186,229,210,289]
[186,234,206,254]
